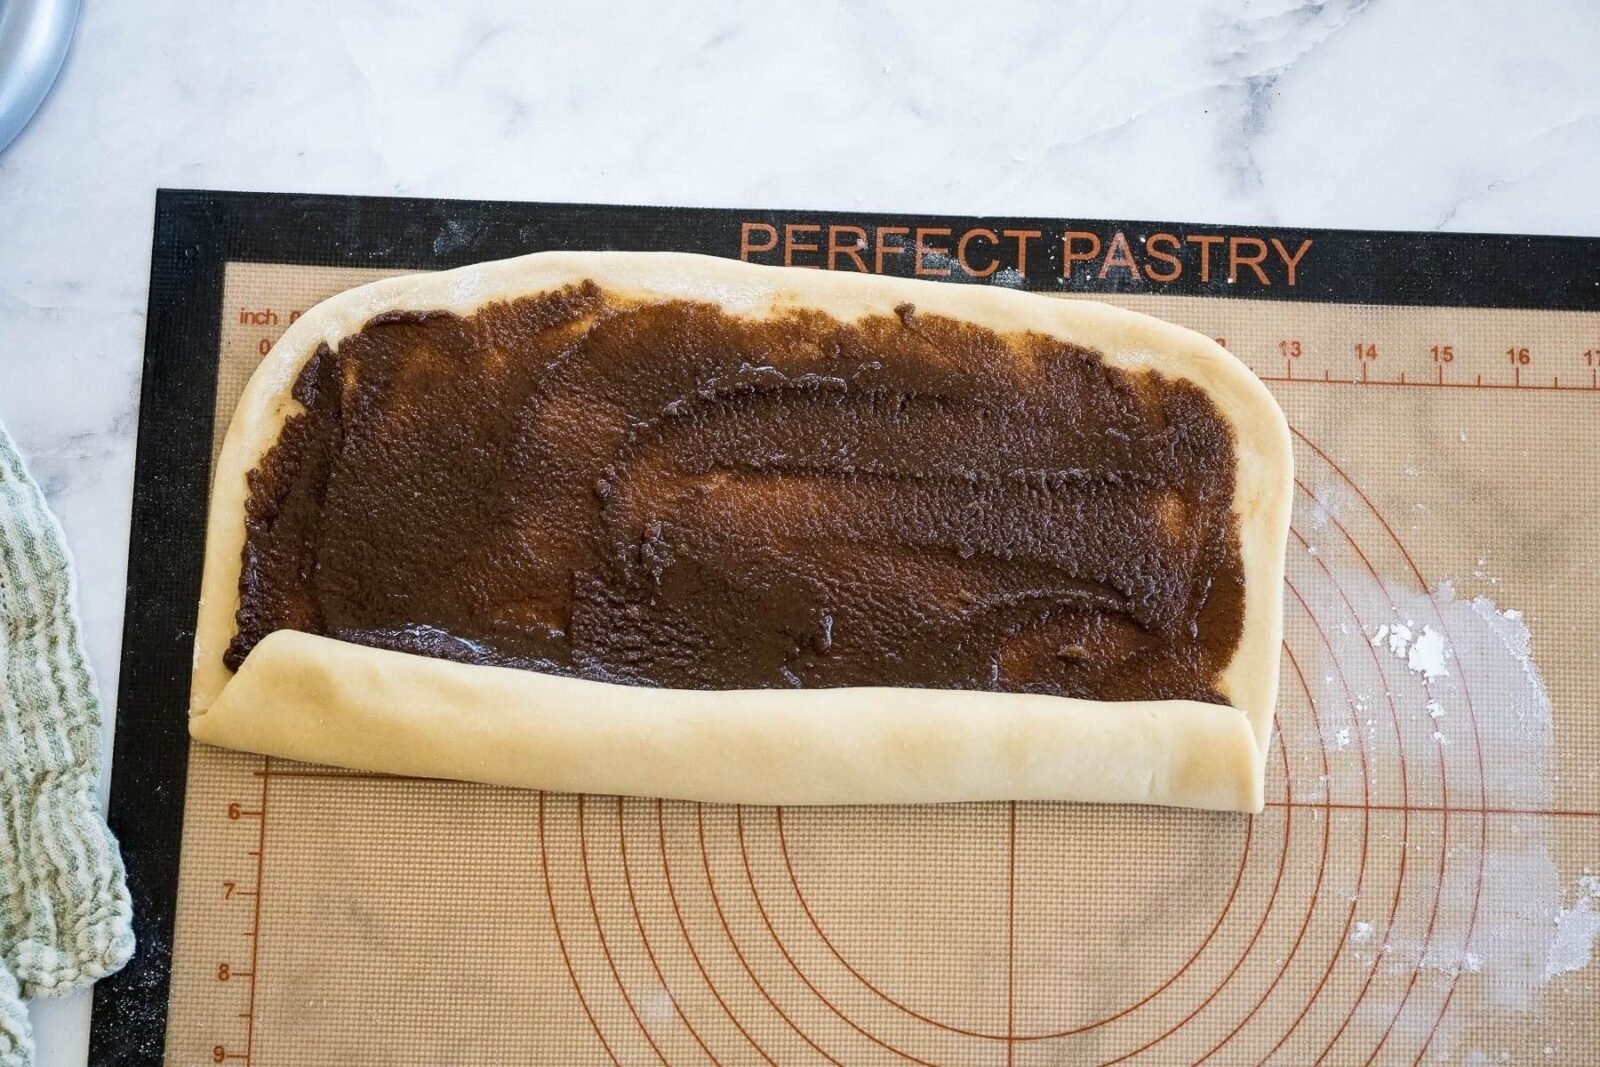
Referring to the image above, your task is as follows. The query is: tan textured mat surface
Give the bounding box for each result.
[160,260,1598,1066]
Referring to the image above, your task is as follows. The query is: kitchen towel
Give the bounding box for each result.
[0,422,133,1066]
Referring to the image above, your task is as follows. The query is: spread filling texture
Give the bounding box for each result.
[231,283,1245,703]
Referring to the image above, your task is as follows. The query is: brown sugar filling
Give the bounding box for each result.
[229,283,1245,704]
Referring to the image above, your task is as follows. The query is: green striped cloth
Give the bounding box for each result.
[0,423,133,1066]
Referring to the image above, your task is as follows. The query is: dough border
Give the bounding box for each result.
[189,251,1292,813]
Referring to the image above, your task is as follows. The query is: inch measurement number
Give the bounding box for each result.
[1279,339,1302,358]
[1507,346,1532,365]
[1353,343,1378,361]
[1430,345,1454,363]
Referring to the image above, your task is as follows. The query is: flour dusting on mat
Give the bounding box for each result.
[1310,484,1350,528]
[1297,520,1567,1041]
[1466,594,1549,720]
[1410,585,1565,1014]
[1369,619,1451,680]
[1545,875,1600,980]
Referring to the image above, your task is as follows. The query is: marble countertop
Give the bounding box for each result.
[2,2,1598,1063]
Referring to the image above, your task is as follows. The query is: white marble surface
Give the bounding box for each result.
[2,1,1599,1063]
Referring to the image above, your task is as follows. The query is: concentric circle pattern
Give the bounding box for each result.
[522,428,1507,1066]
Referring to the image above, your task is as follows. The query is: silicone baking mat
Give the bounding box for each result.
[95,192,1600,1065]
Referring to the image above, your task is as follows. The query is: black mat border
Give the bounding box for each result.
[92,189,1600,1064]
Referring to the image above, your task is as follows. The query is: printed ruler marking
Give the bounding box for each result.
[213,755,269,1065]
[1237,335,1600,392]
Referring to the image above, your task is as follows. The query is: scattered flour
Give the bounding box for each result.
[1466,594,1549,725]
[642,984,675,1024]
[1370,621,1406,653]
[1407,627,1451,679]
[990,267,1026,289]
[1291,488,1571,1048]
[1310,484,1350,529]
[1369,620,1451,679]
[1316,572,1563,1025]
[1544,875,1600,980]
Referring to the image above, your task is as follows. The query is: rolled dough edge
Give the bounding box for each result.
[194,630,1265,812]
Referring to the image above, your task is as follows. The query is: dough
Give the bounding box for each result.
[190,252,1291,812]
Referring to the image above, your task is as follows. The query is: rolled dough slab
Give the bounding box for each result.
[188,252,1292,813]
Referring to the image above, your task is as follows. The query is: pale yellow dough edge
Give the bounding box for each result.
[189,251,1292,813]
